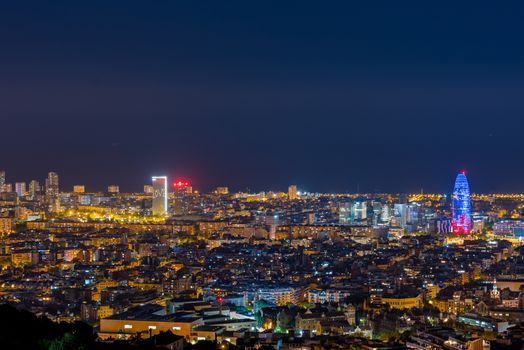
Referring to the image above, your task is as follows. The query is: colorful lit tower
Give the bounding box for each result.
[452,171,471,235]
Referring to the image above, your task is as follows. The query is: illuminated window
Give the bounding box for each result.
[124,324,133,329]
[148,326,157,330]
[172,326,181,331]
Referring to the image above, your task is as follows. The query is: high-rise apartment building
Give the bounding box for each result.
[46,172,60,213]
[15,182,26,197]
[28,180,41,199]
[46,172,59,197]
[0,171,5,193]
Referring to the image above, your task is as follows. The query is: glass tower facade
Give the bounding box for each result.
[452,172,471,235]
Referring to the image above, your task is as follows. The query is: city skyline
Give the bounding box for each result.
[2,167,523,196]
[2,3,524,348]
[0,167,491,195]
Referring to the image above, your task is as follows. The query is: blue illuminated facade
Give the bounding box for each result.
[452,172,471,235]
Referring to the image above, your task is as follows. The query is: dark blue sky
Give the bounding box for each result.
[1,1,524,193]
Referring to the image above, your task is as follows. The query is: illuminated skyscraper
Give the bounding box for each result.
[28,180,40,199]
[0,171,5,193]
[15,182,26,197]
[394,203,408,227]
[452,172,471,235]
[46,172,60,213]
[380,204,391,223]
[152,176,168,216]
[339,202,352,224]
[46,172,59,197]
[353,201,367,222]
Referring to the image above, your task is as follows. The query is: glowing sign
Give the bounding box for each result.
[173,180,191,188]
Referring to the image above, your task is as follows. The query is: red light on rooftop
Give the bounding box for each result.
[173,180,191,188]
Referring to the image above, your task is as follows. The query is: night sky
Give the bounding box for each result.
[2,1,524,193]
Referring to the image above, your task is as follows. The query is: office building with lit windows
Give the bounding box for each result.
[15,182,26,197]
[339,202,352,224]
[353,201,367,222]
[45,172,60,213]
[28,180,40,199]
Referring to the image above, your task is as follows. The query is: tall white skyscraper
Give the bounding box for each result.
[152,176,168,216]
